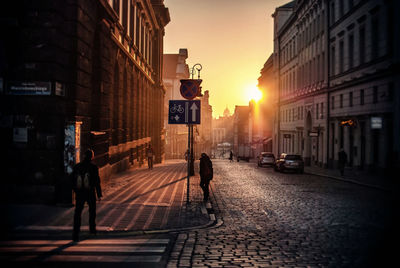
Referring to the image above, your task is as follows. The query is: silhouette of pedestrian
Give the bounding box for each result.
[146,144,154,170]
[229,150,233,162]
[199,153,213,202]
[71,149,102,242]
[338,148,347,176]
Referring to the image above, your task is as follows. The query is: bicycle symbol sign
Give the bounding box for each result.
[170,103,184,114]
[180,79,202,100]
[168,100,201,125]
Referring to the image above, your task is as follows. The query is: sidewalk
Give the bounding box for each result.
[2,160,215,238]
[304,165,397,192]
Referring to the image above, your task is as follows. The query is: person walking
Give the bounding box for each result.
[338,148,347,176]
[199,153,213,202]
[71,149,102,242]
[146,144,154,170]
[229,150,233,162]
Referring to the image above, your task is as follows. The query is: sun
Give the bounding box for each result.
[246,84,262,102]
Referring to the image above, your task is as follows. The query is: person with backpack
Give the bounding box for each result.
[71,149,102,242]
[199,153,213,202]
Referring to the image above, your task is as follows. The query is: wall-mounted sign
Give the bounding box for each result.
[309,131,319,137]
[7,81,51,95]
[371,117,382,129]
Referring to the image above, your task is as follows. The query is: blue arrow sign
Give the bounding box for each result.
[168,100,201,124]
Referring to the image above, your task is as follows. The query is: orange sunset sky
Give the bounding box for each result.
[163,0,290,118]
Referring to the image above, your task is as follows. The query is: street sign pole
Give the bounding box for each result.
[187,124,191,204]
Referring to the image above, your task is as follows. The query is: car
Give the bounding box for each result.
[257,152,275,167]
[274,153,304,173]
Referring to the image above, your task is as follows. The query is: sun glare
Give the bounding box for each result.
[246,84,262,102]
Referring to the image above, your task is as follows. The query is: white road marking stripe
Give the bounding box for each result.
[14,225,113,231]
[7,255,162,263]
[0,238,170,263]
[45,255,162,263]
[0,246,166,253]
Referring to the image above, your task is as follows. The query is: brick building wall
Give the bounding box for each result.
[0,0,169,204]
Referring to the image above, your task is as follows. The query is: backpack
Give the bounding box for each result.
[203,160,213,180]
[76,172,90,190]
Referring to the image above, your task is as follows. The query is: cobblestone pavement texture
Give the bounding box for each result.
[168,159,398,268]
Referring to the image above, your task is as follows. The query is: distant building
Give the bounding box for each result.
[195,90,213,158]
[270,0,399,172]
[162,49,190,159]
[233,105,252,159]
[212,107,234,157]
[0,0,170,203]
[257,54,275,154]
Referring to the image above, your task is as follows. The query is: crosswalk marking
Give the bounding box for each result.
[0,238,170,246]
[0,238,169,263]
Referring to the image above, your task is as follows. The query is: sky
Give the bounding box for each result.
[163,0,290,118]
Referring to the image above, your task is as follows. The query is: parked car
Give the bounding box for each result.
[274,153,304,173]
[257,152,275,167]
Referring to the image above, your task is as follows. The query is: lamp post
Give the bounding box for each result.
[188,63,202,176]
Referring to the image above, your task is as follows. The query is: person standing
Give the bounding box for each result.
[229,150,233,162]
[71,149,102,242]
[338,148,347,176]
[146,144,154,170]
[199,153,213,202]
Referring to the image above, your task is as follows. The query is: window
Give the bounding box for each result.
[340,94,343,108]
[360,89,365,105]
[135,7,140,47]
[330,1,335,25]
[349,92,353,107]
[331,46,336,75]
[339,0,344,17]
[122,0,128,29]
[373,86,378,103]
[371,15,379,59]
[332,96,335,110]
[113,0,120,16]
[348,34,354,69]
[359,26,366,65]
[321,103,324,118]
[316,103,319,119]
[129,3,135,39]
[339,40,344,73]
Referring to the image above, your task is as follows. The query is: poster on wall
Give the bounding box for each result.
[7,81,52,95]
[64,122,82,174]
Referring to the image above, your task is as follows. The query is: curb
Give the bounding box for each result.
[304,170,391,192]
[8,198,220,238]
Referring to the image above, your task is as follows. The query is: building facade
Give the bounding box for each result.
[0,0,170,203]
[271,0,399,172]
[195,90,213,158]
[257,54,276,154]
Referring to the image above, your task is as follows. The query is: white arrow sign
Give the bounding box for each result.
[190,102,198,122]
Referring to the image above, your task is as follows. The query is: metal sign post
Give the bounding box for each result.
[187,124,191,204]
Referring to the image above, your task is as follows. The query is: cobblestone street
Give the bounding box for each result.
[169,159,398,267]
